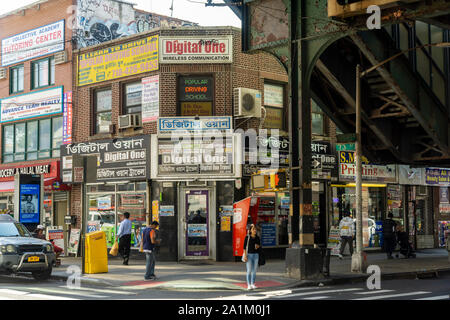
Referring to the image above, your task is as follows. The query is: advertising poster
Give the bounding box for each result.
[188,224,207,237]
[19,184,40,224]
[438,221,450,247]
[0,86,63,123]
[1,20,65,66]
[68,228,80,256]
[142,75,160,122]
[220,205,234,216]
[78,35,159,86]
[327,227,341,256]
[97,197,112,210]
[233,197,251,256]
[152,200,159,224]
[47,228,65,255]
[101,225,116,248]
[261,223,277,247]
[87,221,101,233]
[159,205,174,217]
[220,216,231,232]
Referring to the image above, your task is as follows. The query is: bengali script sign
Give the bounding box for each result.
[158,117,232,134]
[1,20,65,66]
[77,35,159,86]
[0,87,63,123]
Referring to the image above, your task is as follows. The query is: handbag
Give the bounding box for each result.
[241,235,249,262]
[258,247,266,266]
[109,241,119,256]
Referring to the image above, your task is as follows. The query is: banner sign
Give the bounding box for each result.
[160,36,233,64]
[77,35,159,86]
[398,165,425,185]
[338,151,396,183]
[1,20,65,66]
[425,168,450,187]
[156,136,235,177]
[63,91,73,144]
[60,135,150,182]
[0,86,63,123]
[158,116,232,134]
[142,75,159,122]
[243,136,289,176]
[233,197,251,256]
[68,228,80,256]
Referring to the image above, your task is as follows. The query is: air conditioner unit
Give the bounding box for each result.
[54,51,67,65]
[0,68,6,80]
[233,87,262,118]
[118,114,142,129]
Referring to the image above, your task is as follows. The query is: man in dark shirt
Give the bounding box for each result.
[382,212,397,259]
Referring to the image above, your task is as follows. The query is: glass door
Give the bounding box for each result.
[185,190,209,256]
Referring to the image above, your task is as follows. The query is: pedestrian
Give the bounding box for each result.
[242,224,260,290]
[382,212,397,259]
[117,212,132,265]
[33,225,46,240]
[338,211,354,259]
[143,221,160,280]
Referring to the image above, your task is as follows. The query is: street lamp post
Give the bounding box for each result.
[351,42,450,273]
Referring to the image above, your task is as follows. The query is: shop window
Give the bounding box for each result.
[123,82,142,115]
[2,116,63,163]
[311,99,324,136]
[31,57,55,90]
[263,83,285,130]
[178,75,213,116]
[10,65,24,94]
[94,88,112,134]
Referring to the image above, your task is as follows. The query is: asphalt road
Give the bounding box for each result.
[0,273,448,301]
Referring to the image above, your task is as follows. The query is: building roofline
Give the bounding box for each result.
[0,0,49,19]
[74,25,242,54]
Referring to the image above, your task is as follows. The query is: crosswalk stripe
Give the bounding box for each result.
[414,295,449,300]
[274,288,363,299]
[353,291,430,300]
[30,287,108,298]
[0,289,29,295]
[58,286,136,295]
[0,296,14,300]
[355,290,395,295]
[302,296,329,300]
[27,294,77,300]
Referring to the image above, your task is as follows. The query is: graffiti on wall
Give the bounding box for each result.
[75,0,196,48]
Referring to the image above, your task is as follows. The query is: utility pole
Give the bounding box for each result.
[351,64,367,273]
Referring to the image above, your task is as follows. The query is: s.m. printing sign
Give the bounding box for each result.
[0,86,63,123]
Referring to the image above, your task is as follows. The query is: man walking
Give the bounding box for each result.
[338,211,354,259]
[117,212,132,265]
[143,221,160,280]
[382,212,397,259]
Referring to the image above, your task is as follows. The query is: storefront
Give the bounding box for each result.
[332,148,398,249]
[60,136,151,249]
[151,116,241,261]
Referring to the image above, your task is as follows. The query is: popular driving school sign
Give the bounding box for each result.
[77,35,159,86]
[0,86,63,123]
[159,36,233,64]
[1,20,65,67]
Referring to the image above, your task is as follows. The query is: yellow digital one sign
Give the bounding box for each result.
[77,35,159,86]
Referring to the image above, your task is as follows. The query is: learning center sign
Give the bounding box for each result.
[77,35,159,86]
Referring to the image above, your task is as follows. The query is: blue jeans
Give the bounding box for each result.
[246,253,259,286]
[145,251,156,279]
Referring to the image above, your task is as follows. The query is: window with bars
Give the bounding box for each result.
[2,117,63,163]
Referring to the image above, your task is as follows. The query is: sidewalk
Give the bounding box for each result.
[49,249,450,291]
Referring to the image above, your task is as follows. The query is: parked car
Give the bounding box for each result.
[0,215,55,280]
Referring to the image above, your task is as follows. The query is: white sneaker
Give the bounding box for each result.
[338,254,343,260]
[251,284,257,289]
[247,285,252,290]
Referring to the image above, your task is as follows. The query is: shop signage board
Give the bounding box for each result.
[77,35,159,86]
[312,141,338,180]
[336,143,355,151]
[158,116,232,134]
[142,75,159,123]
[425,168,450,187]
[398,165,425,185]
[0,163,52,180]
[1,20,65,67]
[60,135,150,182]
[338,151,396,183]
[62,91,73,144]
[263,84,284,108]
[0,86,63,123]
[154,135,238,178]
[160,36,233,64]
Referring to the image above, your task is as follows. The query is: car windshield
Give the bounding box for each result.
[0,222,32,237]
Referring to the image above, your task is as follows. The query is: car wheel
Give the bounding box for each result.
[32,265,52,281]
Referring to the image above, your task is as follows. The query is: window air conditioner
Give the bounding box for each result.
[233,87,262,118]
[118,114,142,129]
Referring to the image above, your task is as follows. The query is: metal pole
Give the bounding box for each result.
[351,64,367,273]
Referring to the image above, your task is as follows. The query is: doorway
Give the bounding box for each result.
[178,187,216,260]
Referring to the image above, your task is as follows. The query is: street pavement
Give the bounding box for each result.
[45,248,449,291]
